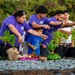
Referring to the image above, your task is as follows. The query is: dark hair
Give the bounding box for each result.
[54,10,64,15]
[64,10,69,13]
[36,5,48,14]
[34,27,43,30]
[13,10,26,18]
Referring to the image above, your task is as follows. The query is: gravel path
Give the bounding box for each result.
[0,58,75,71]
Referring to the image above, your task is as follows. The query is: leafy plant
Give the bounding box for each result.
[48,40,57,52]
[47,30,68,60]
[71,28,75,47]
[0,30,15,47]
[47,53,61,60]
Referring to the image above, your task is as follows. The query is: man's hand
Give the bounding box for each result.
[18,36,23,43]
[70,41,74,47]
[62,21,75,27]
[32,46,36,50]
[41,34,48,40]
[43,25,50,29]
[41,44,46,48]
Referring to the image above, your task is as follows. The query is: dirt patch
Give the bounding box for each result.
[0,69,75,75]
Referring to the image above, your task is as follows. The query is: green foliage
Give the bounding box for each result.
[48,31,68,52]
[48,40,57,52]
[53,31,68,44]
[72,28,75,41]
[47,53,61,60]
[47,31,68,60]
[0,30,15,47]
[72,28,75,46]
[0,56,7,60]
[0,0,75,25]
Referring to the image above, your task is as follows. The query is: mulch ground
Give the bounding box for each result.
[0,68,75,75]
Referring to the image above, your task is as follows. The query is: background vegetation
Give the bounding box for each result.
[0,0,75,25]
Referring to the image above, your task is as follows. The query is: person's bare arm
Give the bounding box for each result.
[27,29,42,36]
[8,24,22,42]
[27,29,48,39]
[61,22,75,27]
[49,21,62,26]
[59,29,71,35]
[32,22,50,29]
[49,20,75,27]
[27,43,36,50]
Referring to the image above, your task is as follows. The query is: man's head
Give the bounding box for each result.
[13,10,26,24]
[36,5,48,18]
[54,10,64,21]
[64,10,69,20]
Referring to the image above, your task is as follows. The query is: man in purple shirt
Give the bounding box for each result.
[40,10,64,56]
[42,11,64,47]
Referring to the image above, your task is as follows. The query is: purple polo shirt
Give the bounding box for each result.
[28,14,50,29]
[0,15,31,46]
[25,14,50,40]
[42,17,62,47]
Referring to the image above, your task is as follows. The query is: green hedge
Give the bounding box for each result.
[0,0,75,25]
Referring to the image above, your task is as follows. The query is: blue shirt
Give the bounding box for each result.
[42,17,62,47]
[27,34,42,56]
[0,15,31,46]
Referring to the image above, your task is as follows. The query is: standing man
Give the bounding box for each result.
[59,10,75,58]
